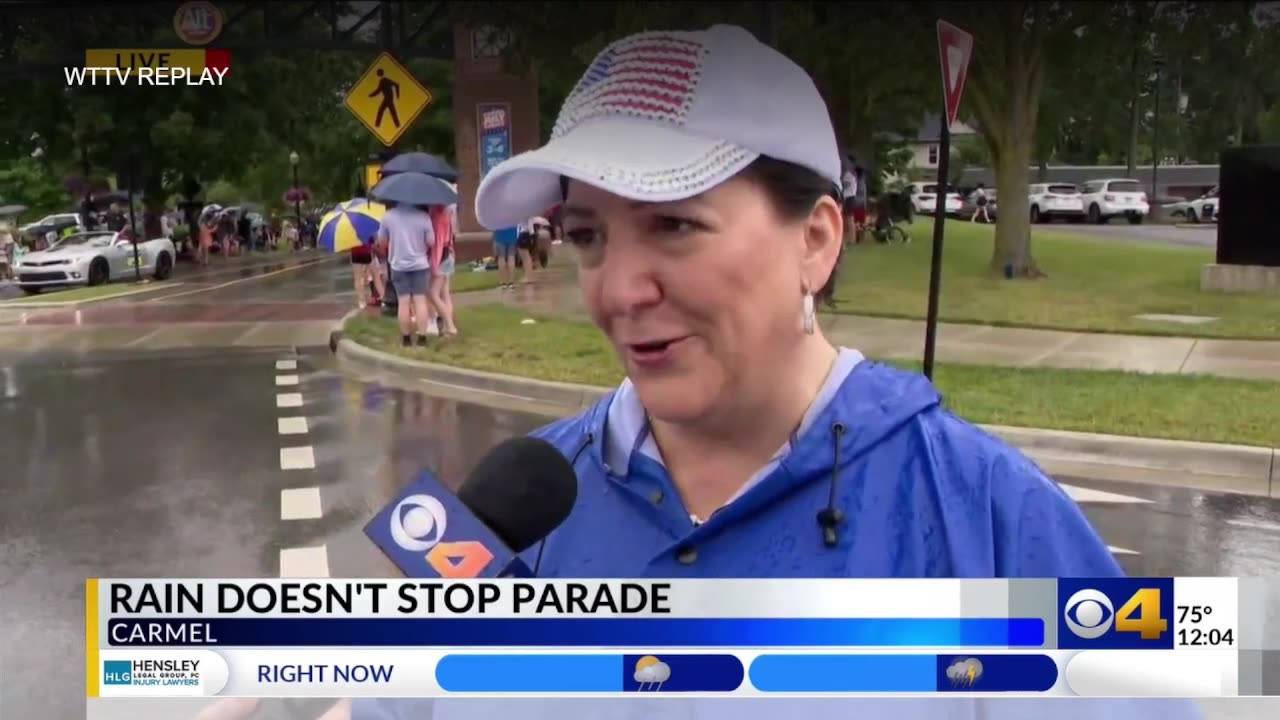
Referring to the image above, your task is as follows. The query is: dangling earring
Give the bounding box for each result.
[802,289,816,335]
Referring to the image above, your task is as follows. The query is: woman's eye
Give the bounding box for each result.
[565,228,599,248]
[654,216,701,234]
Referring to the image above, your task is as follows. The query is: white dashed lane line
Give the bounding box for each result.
[278,416,309,435]
[279,546,330,578]
[281,487,323,520]
[276,393,304,408]
[273,354,330,577]
[280,445,316,470]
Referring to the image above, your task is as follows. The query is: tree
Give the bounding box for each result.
[0,156,66,215]
[948,2,1091,277]
[781,4,935,167]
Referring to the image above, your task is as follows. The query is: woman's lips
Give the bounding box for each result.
[624,336,690,368]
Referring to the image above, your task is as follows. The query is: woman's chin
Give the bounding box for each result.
[630,374,719,424]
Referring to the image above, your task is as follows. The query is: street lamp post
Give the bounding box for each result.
[1151,56,1164,218]
[289,151,302,248]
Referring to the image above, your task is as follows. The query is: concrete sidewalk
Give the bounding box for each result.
[454,269,1280,382]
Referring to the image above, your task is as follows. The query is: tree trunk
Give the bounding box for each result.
[990,133,1041,277]
[1125,47,1142,177]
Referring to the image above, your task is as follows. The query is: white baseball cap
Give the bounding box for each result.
[474,24,841,230]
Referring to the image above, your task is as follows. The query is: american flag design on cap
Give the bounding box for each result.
[551,31,712,139]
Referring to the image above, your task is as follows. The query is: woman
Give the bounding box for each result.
[491,225,519,289]
[349,242,381,309]
[342,23,1199,720]
[515,215,543,284]
[428,188,459,336]
[840,160,859,244]
[196,218,214,267]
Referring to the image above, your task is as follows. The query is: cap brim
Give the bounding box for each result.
[475,118,758,230]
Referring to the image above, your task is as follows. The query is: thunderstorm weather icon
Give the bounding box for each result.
[633,656,672,691]
[946,657,985,688]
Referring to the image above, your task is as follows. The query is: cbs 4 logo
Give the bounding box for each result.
[1064,587,1169,641]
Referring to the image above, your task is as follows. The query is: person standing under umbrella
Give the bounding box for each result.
[376,202,435,347]
[428,186,459,336]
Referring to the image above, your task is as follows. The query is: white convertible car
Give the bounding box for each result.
[1164,186,1218,224]
[14,230,176,294]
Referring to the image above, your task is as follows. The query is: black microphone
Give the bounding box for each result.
[366,436,578,578]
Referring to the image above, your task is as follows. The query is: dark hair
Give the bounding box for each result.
[737,155,845,308]
[558,155,845,307]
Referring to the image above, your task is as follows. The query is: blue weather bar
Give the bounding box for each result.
[106,617,1044,647]
[750,654,1059,693]
[436,654,745,693]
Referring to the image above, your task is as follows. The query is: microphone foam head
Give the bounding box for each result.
[457,436,579,553]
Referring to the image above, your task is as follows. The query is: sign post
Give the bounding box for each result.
[923,20,973,380]
[344,52,434,147]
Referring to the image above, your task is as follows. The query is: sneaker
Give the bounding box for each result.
[415,335,428,347]
[401,335,411,347]
[425,323,440,336]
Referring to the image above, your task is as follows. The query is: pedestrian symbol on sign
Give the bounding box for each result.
[370,69,401,128]
[344,53,433,146]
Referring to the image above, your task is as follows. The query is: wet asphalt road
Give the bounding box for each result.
[1051,221,1217,248]
[3,346,1279,718]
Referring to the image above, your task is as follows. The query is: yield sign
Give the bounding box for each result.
[936,21,974,130]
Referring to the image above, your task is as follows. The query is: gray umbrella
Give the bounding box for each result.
[371,172,458,206]
[382,152,458,181]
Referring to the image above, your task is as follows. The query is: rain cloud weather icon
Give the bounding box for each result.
[633,656,671,691]
[946,658,984,688]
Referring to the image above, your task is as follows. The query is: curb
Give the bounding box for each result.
[0,280,184,308]
[1173,223,1215,230]
[335,337,1278,498]
[337,336,607,410]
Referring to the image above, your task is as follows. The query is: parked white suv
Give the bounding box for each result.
[1028,183,1085,223]
[1079,179,1150,225]
[907,182,962,216]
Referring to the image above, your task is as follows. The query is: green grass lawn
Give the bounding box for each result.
[0,281,173,305]
[449,270,503,294]
[345,304,1280,447]
[833,221,1280,339]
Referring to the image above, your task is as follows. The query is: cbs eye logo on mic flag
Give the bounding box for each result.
[1058,578,1174,650]
[388,493,494,578]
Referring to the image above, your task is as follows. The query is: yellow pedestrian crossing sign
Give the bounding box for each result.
[345,53,433,146]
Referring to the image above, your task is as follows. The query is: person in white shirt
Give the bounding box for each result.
[518,215,547,285]
[970,183,991,224]
[840,161,858,245]
[0,223,14,281]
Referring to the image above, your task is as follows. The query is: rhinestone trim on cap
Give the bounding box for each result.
[546,137,755,197]
[552,31,711,140]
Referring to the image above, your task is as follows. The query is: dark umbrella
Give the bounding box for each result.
[371,172,458,206]
[91,190,137,207]
[382,152,458,181]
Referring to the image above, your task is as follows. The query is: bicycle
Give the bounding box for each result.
[870,191,913,244]
[871,217,910,244]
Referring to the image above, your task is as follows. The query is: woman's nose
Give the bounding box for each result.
[593,239,662,314]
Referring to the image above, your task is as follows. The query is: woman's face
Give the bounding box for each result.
[563,175,840,423]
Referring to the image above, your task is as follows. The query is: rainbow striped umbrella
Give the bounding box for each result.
[318,200,386,253]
